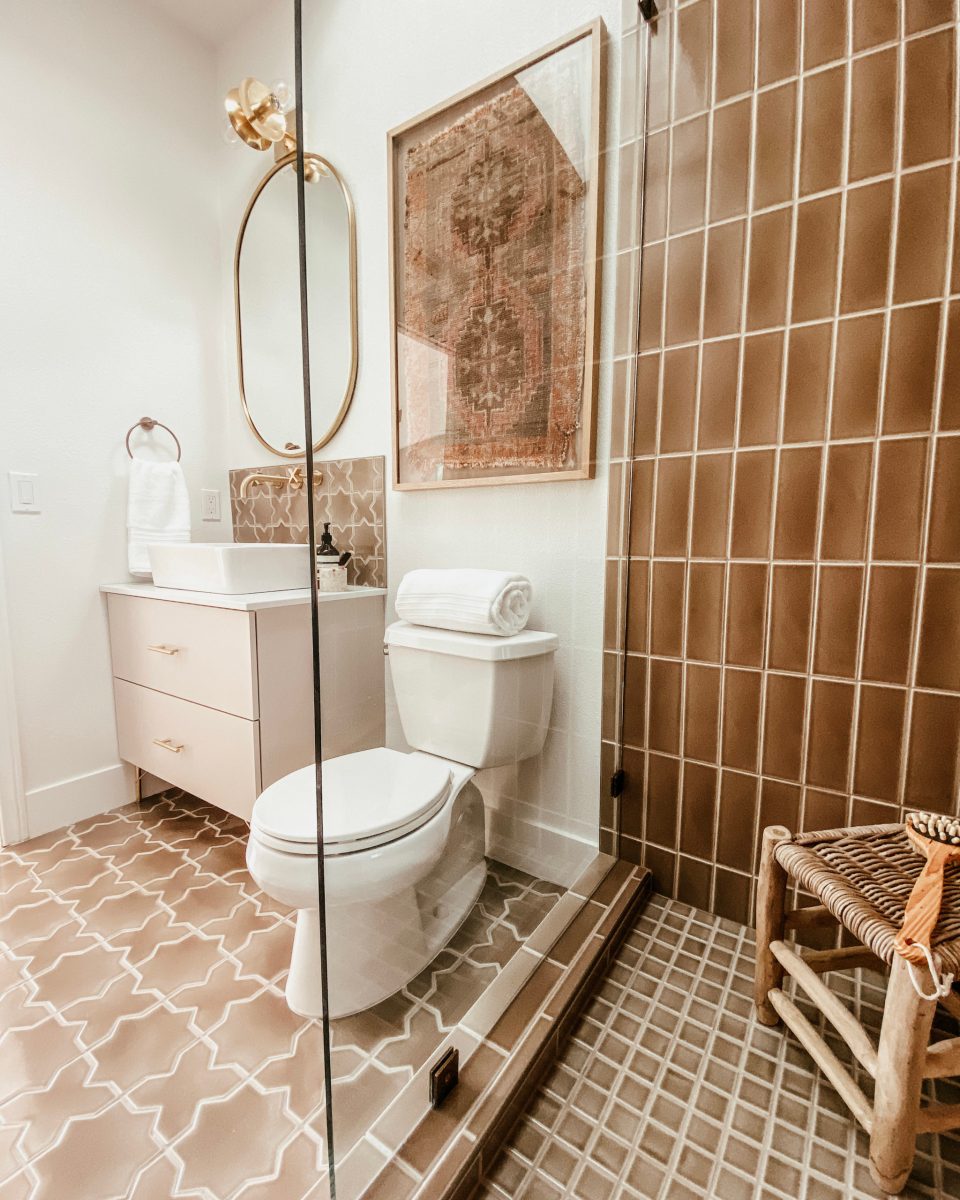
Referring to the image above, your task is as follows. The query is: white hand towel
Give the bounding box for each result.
[127,457,191,578]
[395,569,532,637]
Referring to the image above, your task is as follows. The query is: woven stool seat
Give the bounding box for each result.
[773,823,960,976]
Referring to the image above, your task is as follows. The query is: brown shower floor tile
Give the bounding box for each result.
[0,791,563,1199]
[477,895,960,1200]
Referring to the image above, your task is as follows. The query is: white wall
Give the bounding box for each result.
[0,0,234,838]
[289,0,623,884]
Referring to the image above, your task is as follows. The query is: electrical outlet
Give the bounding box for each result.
[9,472,40,514]
[201,489,221,522]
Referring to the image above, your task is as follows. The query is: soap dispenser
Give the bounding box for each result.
[315,523,349,593]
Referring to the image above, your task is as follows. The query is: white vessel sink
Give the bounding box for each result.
[148,543,311,594]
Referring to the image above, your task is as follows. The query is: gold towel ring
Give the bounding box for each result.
[125,417,182,462]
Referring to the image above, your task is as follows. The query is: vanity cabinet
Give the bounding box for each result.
[101,584,387,820]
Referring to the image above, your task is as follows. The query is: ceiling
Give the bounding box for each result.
[145,0,265,47]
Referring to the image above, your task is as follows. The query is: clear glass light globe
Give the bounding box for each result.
[221,111,239,145]
[272,79,294,114]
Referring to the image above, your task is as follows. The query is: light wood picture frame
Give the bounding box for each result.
[387,19,606,491]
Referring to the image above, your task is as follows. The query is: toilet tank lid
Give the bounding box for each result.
[385,620,558,661]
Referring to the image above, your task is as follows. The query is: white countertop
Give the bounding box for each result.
[100,582,387,612]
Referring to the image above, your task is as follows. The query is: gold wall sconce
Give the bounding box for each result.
[223,77,324,182]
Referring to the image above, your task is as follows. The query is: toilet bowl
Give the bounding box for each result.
[247,748,486,1017]
[247,619,558,1018]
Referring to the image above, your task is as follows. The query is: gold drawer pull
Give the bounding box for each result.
[148,644,180,655]
[153,738,184,754]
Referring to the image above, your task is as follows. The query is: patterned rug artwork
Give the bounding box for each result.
[398,81,587,479]
[0,791,563,1199]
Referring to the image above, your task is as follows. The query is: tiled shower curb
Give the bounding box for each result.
[358,860,653,1200]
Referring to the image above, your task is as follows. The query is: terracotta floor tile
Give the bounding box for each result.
[0,1055,115,1159]
[232,921,295,983]
[166,957,263,1031]
[0,895,76,950]
[128,1039,239,1141]
[135,930,225,995]
[233,1130,325,1200]
[0,1019,86,1105]
[62,970,160,1045]
[2,791,565,1199]
[89,1004,198,1090]
[29,1100,160,1200]
[124,1153,182,1200]
[31,942,130,1010]
[209,988,309,1073]
[175,1083,299,1197]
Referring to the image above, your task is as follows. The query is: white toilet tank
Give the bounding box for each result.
[385,620,558,769]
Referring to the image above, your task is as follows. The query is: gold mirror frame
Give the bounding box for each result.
[234,151,359,459]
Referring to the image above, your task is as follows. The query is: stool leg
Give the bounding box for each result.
[869,955,937,1194]
[754,824,790,1026]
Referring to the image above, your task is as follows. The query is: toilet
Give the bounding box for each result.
[246,618,558,1018]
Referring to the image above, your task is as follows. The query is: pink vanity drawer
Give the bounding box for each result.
[107,593,258,719]
[114,679,260,820]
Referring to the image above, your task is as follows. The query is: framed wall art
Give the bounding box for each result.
[388,20,606,490]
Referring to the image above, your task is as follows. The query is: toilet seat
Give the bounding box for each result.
[250,748,453,857]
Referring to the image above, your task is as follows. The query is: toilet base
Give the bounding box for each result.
[286,860,486,1019]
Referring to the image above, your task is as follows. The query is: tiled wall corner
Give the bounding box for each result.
[228,455,386,588]
[603,0,960,923]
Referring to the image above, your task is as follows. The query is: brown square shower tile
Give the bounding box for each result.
[774,447,822,559]
[684,664,721,763]
[754,82,797,210]
[928,437,960,562]
[725,563,768,668]
[672,1,712,121]
[660,347,698,453]
[862,565,919,684]
[686,562,726,663]
[691,454,732,557]
[731,450,775,558]
[757,0,799,86]
[715,0,755,101]
[806,679,855,793]
[710,99,751,222]
[768,564,814,673]
[841,180,894,313]
[800,65,845,196]
[783,323,831,443]
[834,315,885,435]
[804,0,847,68]
[739,333,783,447]
[916,568,960,691]
[703,220,746,339]
[894,166,951,303]
[873,438,928,561]
[903,29,956,168]
[820,442,873,561]
[669,117,708,236]
[792,194,841,325]
[853,685,907,803]
[853,0,898,50]
[746,209,791,331]
[884,302,941,434]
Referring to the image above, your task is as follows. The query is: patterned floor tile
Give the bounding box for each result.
[0,789,563,1198]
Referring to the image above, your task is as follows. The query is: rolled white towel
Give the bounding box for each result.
[395,569,532,637]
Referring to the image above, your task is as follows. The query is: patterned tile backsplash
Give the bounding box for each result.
[229,456,386,589]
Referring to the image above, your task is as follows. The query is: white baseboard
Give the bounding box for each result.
[25,763,134,841]
[485,807,597,889]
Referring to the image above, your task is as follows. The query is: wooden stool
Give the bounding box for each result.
[754,823,960,1195]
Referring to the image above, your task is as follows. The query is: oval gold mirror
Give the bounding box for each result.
[235,152,358,458]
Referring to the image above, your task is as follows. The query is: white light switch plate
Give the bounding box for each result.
[201,489,221,522]
[9,472,40,514]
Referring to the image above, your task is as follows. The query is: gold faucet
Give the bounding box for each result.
[239,466,323,499]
